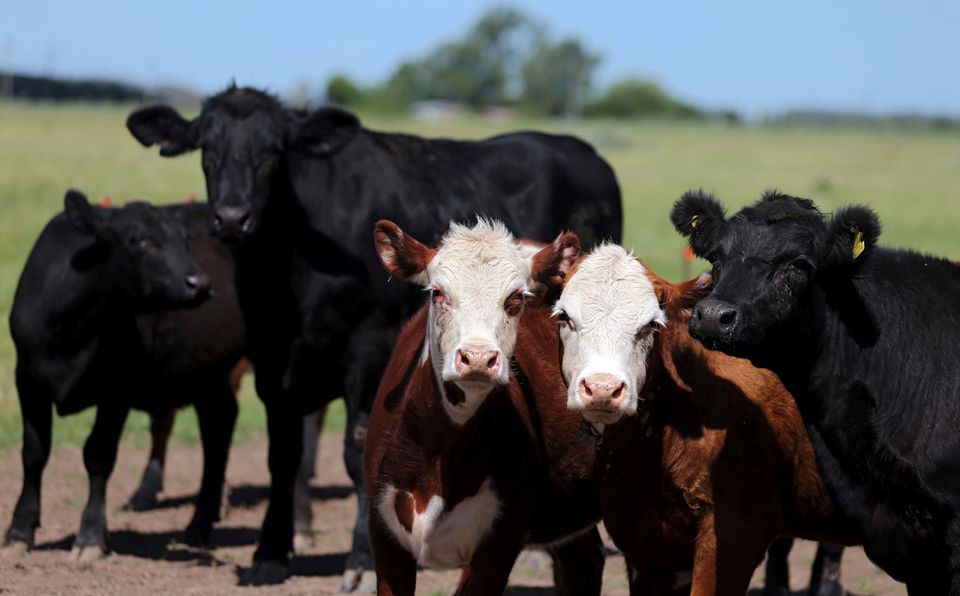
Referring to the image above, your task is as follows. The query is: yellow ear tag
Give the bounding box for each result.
[690,214,700,230]
[850,227,865,259]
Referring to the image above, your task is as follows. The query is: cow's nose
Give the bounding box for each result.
[454,346,501,379]
[579,374,627,411]
[691,298,740,338]
[213,206,252,237]
[185,273,212,297]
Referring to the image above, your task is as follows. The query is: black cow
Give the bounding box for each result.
[672,190,960,594]
[3,191,245,561]
[127,85,622,588]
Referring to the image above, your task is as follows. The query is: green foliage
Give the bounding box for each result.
[383,6,541,108]
[585,78,701,120]
[521,38,600,116]
[325,74,364,107]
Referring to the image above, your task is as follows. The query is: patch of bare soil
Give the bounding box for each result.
[0,433,904,595]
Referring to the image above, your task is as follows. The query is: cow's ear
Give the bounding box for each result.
[64,190,104,236]
[530,231,581,300]
[373,220,435,286]
[826,205,881,268]
[126,105,199,157]
[287,107,361,156]
[670,190,727,261]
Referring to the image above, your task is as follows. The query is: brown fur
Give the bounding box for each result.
[365,306,603,596]
[584,266,858,594]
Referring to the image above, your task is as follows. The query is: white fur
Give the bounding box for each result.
[554,244,666,424]
[419,219,531,424]
[377,479,501,569]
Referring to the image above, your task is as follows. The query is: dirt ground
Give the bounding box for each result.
[0,433,905,595]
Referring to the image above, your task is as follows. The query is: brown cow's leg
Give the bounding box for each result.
[369,510,415,596]
[691,514,769,596]
[453,531,524,596]
[548,526,605,596]
[126,409,175,511]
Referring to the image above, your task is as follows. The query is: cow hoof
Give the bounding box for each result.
[241,561,288,585]
[814,581,845,596]
[68,545,105,565]
[293,531,313,554]
[761,588,790,596]
[1,540,29,559]
[124,492,158,512]
[340,568,360,592]
[182,521,213,548]
[356,570,377,593]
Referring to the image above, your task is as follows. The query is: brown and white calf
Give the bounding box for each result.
[548,244,857,595]
[364,219,603,596]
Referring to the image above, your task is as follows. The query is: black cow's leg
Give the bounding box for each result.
[763,537,793,596]
[808,543,844,596]
[3,378,52,554]
[184,382,238,546]
[71,403,129,563]
[293,406,326,554]
[126,409,175,511]
[548,526,605,596]
[245,400,302,585]
[340,407,374,592]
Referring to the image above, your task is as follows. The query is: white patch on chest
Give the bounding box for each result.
[377,478,501,569]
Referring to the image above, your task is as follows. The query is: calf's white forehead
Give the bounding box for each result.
[558,244,663,330]
[427,220,530,293]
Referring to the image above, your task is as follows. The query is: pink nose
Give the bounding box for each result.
[579,375,627,411]
[454,346,501,378]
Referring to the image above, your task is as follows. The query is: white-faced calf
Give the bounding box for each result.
[548,244,857,595]
[364,219,601,596]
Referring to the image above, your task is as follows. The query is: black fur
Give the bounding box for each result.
[127,85,623,584]
[675,190,960,592]
[4,197,245,554]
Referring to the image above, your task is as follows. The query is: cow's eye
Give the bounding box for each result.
[129,236,156,253]
[504,290,525,316]
[635,323,658,343]
[789,258,814,275]
[556,310,576,331]
[430,286,445,303]
[711,261,722,279]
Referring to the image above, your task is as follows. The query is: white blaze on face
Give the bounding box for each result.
[554,244,665,425]
[424,220,531,424]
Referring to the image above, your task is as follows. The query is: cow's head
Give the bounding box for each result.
[64,190,211,309]
[548,244,667,427]
[671,189,880,356]
[127,84,360,243]
[374,219,579,425]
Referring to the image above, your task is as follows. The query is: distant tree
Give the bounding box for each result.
[383,7,542,108]
[521,38,600,116]
[325,74,364,106]
[585,78,701,119]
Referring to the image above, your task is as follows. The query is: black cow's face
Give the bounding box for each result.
[127,85,361,245]
[196,108,284,242]
[64,191,212,309]
[670,190,880,356]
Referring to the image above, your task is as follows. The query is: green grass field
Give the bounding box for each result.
[1,101,958,450]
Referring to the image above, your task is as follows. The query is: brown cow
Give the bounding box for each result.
[544,243,857,595]
[364,219,603,596]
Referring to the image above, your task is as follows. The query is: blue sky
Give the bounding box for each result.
[3,0,958,117]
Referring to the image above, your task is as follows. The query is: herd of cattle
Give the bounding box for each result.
[2,85,958,595]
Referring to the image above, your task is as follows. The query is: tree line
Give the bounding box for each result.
[324,7,709,120]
